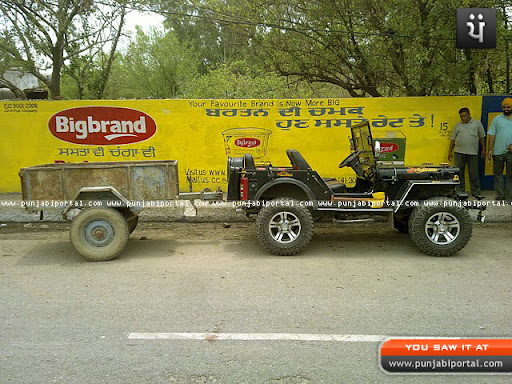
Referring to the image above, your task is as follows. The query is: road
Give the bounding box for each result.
[0,221,511,383]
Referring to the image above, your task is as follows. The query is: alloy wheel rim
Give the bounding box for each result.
[268,211,302,244]
[424,212,460,245]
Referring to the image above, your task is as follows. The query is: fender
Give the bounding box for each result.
[394,181,458,213]
[62,186,138,219]
[254,178,316,201]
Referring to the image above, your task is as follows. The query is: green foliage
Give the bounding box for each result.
[3,0,512,99]
[183,60,348,98]
[172,0,512,97]
[183,61,281,98]
[104,28,198,98]
[156,0,252,73]
[0,0,128,99]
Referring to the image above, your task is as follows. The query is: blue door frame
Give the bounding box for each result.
[480,95,510,190]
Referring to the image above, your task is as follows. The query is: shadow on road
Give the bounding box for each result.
[16,238,223,265]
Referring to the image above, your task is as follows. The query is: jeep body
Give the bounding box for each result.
[227,121,476,257]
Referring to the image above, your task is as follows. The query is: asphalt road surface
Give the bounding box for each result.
[0,221,511,383]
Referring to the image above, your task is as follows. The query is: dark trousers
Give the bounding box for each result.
[492,153,512,200]
[454,152,480,195]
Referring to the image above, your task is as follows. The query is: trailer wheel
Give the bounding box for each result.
[126,213,139,234]
[70,208,129,261]
[256,198,314,256]
[409,198,472,257]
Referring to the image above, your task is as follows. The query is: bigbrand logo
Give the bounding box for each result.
[48,106,157,145]
[234,138,261,148]
[379,142,399,153]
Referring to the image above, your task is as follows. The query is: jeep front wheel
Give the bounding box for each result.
[409,198,472,257]
[256,198,314,256]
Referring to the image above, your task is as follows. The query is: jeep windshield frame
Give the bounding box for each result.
[350,121,377,176]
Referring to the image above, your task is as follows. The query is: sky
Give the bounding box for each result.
[124,10,165,33]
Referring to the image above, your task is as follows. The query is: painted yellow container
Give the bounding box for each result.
[222,128,272,159]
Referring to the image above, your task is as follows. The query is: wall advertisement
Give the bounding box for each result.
[0,96,484,193]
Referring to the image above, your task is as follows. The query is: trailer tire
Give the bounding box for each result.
[256,198,314,256]
[70,208,129,261]
[409,198,472,257]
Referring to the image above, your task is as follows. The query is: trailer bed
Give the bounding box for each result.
[19,160,179,212]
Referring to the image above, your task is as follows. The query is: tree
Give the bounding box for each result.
[238,0,457,96]
[0,0,128,99]
[64,1,128,99]
[152,0,254,74]
[63,2,128,99]
[163,0,512,97]
[181,60,348,98]
[104,28,198,99]
[0,34,27,98]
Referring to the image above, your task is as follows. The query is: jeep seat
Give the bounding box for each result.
[325,179,347,193]
[286,149,346,192]
[244,153,256,170]
[286,149,311,170]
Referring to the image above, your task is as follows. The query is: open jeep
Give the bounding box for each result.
[227,121,482,257]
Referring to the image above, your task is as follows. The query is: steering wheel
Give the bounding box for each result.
[339,150,362,168]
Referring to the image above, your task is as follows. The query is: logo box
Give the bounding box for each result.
[456,8,496,49]
[373,130,406,165]
[48,106,157,145]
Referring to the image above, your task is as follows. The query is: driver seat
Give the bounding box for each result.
[325,179,347,193]
[286,149,311,170]
[286,149,347,193]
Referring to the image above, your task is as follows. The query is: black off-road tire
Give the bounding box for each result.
[255,198,314,256]
[409,198,472,257]
[70,208,129,261]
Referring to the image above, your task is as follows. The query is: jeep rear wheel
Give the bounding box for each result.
[409,198,472,257]
[256,198,314,256]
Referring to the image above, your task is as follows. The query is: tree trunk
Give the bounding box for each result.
[49,66,61,99]
[97,4,127,99]
[49,46,64,99]
[0,79,26,99]
[77,82,84,100]
[464,50,477,95]
[486,62,495,94]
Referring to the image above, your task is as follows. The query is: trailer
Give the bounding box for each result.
[19,160,222,261]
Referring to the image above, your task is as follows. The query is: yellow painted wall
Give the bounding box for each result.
[0,96,482,193]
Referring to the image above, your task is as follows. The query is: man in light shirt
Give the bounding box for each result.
[487,98,512,201]
[448,107,486,198]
